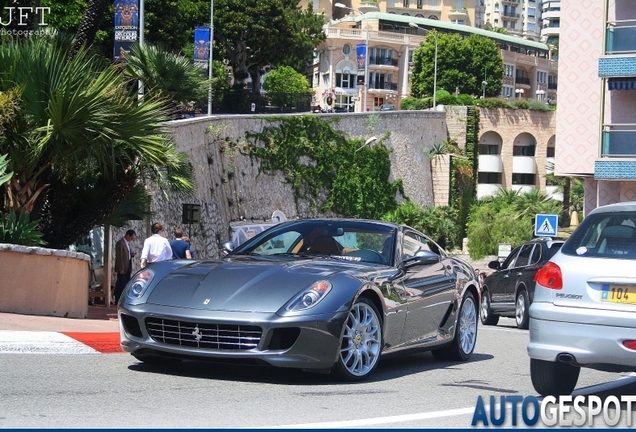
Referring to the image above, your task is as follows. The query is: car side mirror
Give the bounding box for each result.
[221,241,235,256]
[488,260,501,270]
[403,250,440,268]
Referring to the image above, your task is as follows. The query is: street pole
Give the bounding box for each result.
[138,0,144,101]
[335,3,368,112]
[208,0,214,115]
[363,20,369,112]
[409,22,437,109]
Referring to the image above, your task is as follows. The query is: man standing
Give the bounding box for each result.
[140,222,173,268]
[170,228,192,259]
[114,229,136,304]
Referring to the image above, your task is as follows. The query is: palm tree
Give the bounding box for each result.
[0,33,194,249]
[122,43,218,117]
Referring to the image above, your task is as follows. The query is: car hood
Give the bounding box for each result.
[146,257,368,313]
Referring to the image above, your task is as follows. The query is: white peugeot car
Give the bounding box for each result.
[528,201,636,396]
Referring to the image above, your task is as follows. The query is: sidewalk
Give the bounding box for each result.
[0,305,119,332]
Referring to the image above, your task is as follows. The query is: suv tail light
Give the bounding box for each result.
[623,341,636,351]
[534,262,563,290]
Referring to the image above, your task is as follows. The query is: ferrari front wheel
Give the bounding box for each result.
[333,297,382,381]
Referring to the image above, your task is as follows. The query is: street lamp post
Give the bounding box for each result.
[335,3,369,112]
[482,80,487,99]
[515,88,524,98]
[536,89,545,101]
[409,22,437,110]
[207,0,214,115]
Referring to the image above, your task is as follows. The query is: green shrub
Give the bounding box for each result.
[514,99,530,109]
[456,94,475,105]
[400,97,432,110]
[475,98,515,109]
[0,209,46,246]
[528,101,550,111]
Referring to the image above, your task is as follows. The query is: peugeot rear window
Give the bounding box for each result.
[562,211,636,259]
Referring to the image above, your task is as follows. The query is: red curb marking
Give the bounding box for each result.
[61,332,123,353]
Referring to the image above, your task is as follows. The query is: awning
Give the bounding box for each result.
[608,78,636,90]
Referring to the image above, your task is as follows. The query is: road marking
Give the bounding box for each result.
[0,330,123,354]
[273,406,476,428]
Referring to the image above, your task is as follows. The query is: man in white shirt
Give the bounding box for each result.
[140,222,173,268]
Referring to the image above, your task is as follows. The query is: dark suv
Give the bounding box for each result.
[480,238,563,329]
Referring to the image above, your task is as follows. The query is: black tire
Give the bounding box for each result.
[432,292,478,361]
[132,352,183,366]
[515,289,530,330]
[333,297,383,381]
[480,289,500,326]
[530,358,580,396]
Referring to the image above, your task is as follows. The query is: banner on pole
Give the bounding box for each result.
[356,43,366,85]
[194,26,211,70]
[113,0,139,61]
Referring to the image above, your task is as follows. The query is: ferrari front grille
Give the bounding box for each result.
[145,317,262,350]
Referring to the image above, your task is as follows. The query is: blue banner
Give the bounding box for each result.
[356,43,366,85]
[113,0,139,61]
[194,26,211,70]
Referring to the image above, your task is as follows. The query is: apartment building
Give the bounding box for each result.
[305,0,485,27]
[556,0,636,215]
[483,0,543,41]
[307,10,556,111]
[540,0,560,47]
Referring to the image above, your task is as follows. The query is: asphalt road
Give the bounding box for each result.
[1,318,635,429]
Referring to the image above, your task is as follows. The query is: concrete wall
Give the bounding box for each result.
[0,244,90,318]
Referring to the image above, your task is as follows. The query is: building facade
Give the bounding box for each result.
[307,11,556,112]
[483,0,543,41]
[556,0,636,215]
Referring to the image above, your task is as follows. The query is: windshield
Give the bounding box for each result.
[230,220,396,265]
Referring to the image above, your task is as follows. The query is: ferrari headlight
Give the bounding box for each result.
[286,280,332,312]
[126,270,155,300]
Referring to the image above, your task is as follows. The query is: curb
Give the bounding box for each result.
[0,330,123,354]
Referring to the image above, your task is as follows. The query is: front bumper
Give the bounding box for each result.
[118,303,347,371]
[527,302,636,369]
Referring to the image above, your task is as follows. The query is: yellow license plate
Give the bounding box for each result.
[601,285,636,305]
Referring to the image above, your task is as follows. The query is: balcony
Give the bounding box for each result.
[369,81,398,91]
[512,156,537,174]
[601,124,636,157]
[511,185,536,194]
[478,155,503,173]
[515,76,531,86]
[502,11,520,19]
[449,9,468,20]
[606,22,636,54]
[548,82,558,90]
[477,184,502,200]
[359,1,380,13]
[369,56,399,67]
[502,0,520,4]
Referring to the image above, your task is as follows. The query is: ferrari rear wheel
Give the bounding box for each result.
[334,297,382,381]
[432,292,477,361]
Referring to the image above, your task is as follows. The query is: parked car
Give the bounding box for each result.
[480,238,563,329]
[528,202,636,395]
[119,218,480,381]
[379,104,397,111]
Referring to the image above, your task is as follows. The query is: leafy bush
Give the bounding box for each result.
[456,94,475,105]
[382,200,460,250]
[400,97,432,110]
[466,189,562,259]
[435,89,453,105]
[514,99,530,109]
[474,98,515,109]
[0,209,46,246]
[527,101,550,111]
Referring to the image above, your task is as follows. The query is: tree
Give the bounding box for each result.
[0,33,194,249]
[122,43,211,115]
[214,0,324,94]
[411,33,503,99]
[263,66,312,108]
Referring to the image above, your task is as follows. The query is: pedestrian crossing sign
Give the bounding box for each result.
[535,214,558,237]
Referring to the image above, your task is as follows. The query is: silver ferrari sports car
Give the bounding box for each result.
[119,219,480,381]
